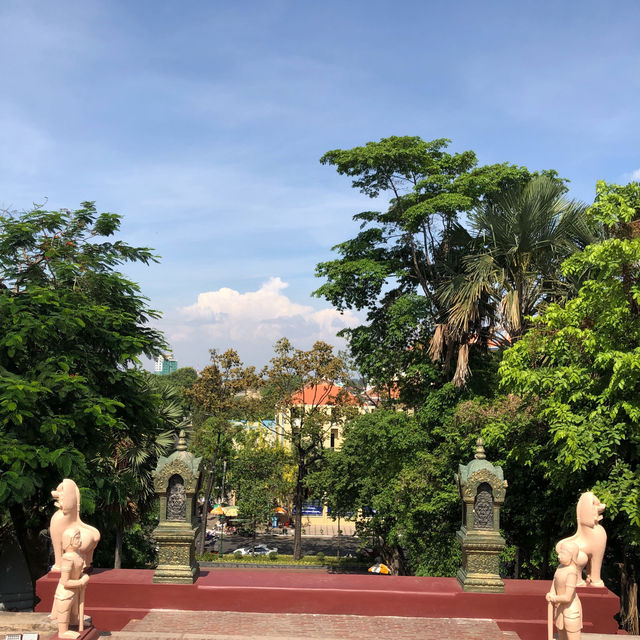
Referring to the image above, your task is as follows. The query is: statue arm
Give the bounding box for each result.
[551,572,577,604]
[545,583,556,602]
[59,559,89,590]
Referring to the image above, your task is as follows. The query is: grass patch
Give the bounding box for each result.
[197,552,367,568]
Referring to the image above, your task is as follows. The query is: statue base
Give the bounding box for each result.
[152,522,200,584]
[53,625,100,640]
[456,528,505,593]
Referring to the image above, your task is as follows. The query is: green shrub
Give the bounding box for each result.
[316,552,325,563]
[268,551,278,561]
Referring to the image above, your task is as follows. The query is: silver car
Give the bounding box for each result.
[232,544,278,556]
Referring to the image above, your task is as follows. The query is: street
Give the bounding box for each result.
[206,532,363,558]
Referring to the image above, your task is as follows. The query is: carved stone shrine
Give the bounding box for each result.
[455,438,507,593]
[152,429,202,583]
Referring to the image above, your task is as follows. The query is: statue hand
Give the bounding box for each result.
[545,593,554,603]
[80,574,89,586]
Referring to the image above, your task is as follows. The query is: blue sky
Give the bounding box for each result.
[1,1,639,370]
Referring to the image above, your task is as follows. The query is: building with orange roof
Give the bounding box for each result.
[273,381,375,533]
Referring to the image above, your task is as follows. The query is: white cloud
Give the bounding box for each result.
[632,169,640,181]
[161,278,360,368]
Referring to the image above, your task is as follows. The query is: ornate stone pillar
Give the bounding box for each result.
[455,438,507,593]
[152,430,202,583]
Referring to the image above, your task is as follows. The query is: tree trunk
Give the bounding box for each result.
[541,524,551,578]
[380,543,410,576]
[620,556,639,635]
[292,461,305,560]
[251,522,256,556]
[198,430,221,556]
[114,527,123,569]
[197,461,216,556]
[9,504,49,595]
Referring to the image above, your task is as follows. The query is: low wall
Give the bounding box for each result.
[36,568,620,640]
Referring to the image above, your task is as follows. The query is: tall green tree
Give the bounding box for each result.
[263,338,355,559]
[316,136,560,392]
[498,181,640,633]
[93,373,187,568]
[186,349,260,554]
[0,202,166,584]
[311,382,492,576]
[438,175,593,384]
[230,430,293,555]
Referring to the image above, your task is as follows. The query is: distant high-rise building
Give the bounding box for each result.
[154,354,178,375]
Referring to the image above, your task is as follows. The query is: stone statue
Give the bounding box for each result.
[546,539,583,640]
[50,527,90,639]
[152,429,202,583]
[565,491,607,587]
[50,479,100,571]
[455,438,507,592]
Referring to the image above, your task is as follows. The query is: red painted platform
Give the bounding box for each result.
[36,569,621,640]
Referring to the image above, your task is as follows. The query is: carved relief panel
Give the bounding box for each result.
[473,482,494,530]
[166,474,187,522]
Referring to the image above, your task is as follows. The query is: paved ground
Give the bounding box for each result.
[207,533,363,558]
[99,610,520,639]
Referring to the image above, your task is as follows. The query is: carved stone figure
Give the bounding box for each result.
[564,491,607,587]
[473,482,494,530]
[167,474,187,521]
[50,527,89,639]
[546,539,583,640]
[50,479,100,571]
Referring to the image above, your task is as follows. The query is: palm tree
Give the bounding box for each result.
[435,176,594,385]
[94,374,188,568]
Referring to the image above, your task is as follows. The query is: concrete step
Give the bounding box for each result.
[98,610,518,640]
[0,611,93,640]
[583,635,640,639]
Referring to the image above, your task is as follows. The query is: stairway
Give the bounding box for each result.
[100,610,521,639]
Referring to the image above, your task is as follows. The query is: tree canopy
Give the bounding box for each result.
[316,136,580,389]
[0,202,168,582]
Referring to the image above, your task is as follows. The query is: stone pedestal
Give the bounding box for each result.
[455,438,507,593]
[152,430,202,584]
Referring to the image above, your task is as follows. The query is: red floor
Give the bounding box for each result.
[36,568,621,640]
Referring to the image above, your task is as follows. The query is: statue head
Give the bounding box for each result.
[577,491,606,528]
[62,527,82,552]
[52,479,81,517]
[556,539,579,566]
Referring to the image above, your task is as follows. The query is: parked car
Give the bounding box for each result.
[232,544,278,556]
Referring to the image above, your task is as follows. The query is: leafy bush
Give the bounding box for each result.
[268,551,278,561]
[316,552,325,563]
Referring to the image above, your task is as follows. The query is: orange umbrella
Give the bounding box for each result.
[368,563,390,574]
[275,507,287,514]
[210,504,225,515]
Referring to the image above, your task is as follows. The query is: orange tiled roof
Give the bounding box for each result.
[290,383,361,406]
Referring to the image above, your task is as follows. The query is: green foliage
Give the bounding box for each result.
[311,393,476,576]
[186,348,262,554]
[316,136,566,392]
[440,176,593,343]
[263,338,353,559]
[161,367,198,413]
[230,430,292,541]
[198,552,365,568]
[0,202,167,578]
[93,508,159,569]
[498,181,640,564]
